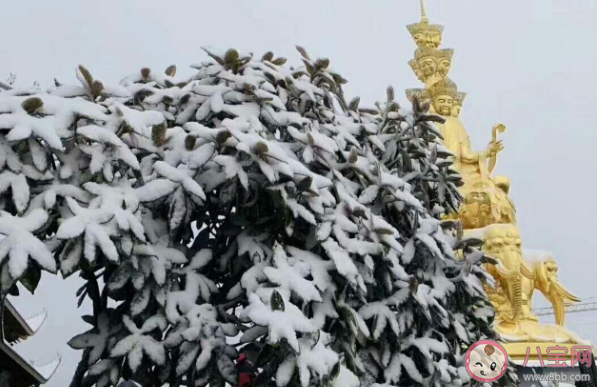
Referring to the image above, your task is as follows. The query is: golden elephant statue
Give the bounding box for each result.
[469,224,585,344]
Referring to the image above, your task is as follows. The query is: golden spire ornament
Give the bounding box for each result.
[403,0,593,364]
[406,0,443,48]
[419,0,428,22]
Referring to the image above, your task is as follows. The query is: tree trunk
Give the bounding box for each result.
[69,348,91,387]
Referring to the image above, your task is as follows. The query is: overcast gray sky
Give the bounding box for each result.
[1,1,595,386]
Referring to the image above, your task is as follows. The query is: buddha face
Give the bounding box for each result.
[433,94,453,116]
[417,57,437,77]
[421,33,433,47]
[438,59,451,78]
[420,32,441,48]
[413,33,424,47]
[409,61,425,82]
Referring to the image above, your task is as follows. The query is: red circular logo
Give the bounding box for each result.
[465,340,508,382]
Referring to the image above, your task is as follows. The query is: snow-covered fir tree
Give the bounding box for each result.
[0,46,517,386]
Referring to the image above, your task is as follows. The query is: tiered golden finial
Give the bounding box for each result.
[419,0,427,21]
[406,0,444,48]
[404,1,592,362]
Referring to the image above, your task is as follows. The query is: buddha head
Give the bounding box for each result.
[411,30,425,47]
[415,47,438,78]
[430,30,442,47]
[429,78,458,116]
[460,191,492,229]
[434,95,453,116]
[407,21,444,48]
[408,59,425,82]
[452,91,466,117]
[405,88,429,106]
[437,49,454,78]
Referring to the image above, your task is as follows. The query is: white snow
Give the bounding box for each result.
[0,209,56,281]
[24,309,48,333]
[34,355,62,380]
[240,293,317,352]
[263,243,322,302]
[110,315,166,372]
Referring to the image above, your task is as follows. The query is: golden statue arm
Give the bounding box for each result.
[459,136,485,163]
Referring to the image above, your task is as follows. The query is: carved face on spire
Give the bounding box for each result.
[416,31,440,48]
[431,31,442,47]
[407,22,444,48]
[438,58,451,77]
[418,57,436,77]
[424,31,442,48]
[412,31,425,47]
[408,59,425,82]
[415,47,438,78]
[436,49,454,78]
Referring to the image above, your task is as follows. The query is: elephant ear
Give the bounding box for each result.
[532,260,550,293]
[521,259,535,280]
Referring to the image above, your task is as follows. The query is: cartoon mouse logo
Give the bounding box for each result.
[465,340,508,382]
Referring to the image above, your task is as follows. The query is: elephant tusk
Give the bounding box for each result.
[495,262,517,279]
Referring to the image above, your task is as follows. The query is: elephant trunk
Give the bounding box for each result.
[494,256,523,321]
[511,275,523,320]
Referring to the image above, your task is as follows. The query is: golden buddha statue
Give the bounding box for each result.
[404,0,592,363]
[426,78,503,187]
